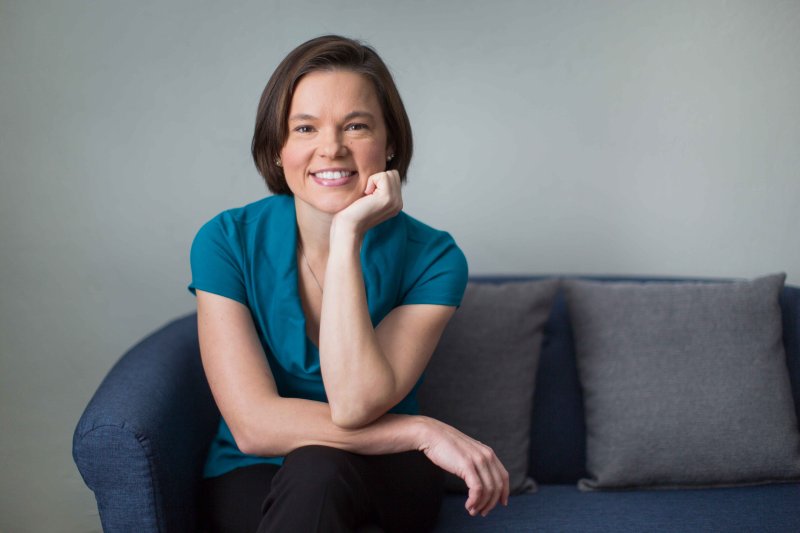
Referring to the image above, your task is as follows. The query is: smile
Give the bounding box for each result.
[310,169,357,187]
[311,170,356,180]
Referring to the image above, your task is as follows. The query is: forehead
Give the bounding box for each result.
[289,70,380,115]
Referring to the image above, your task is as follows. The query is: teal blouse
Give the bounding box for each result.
[188,194,468,478]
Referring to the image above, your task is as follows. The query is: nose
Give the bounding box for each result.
[319,128,348,159]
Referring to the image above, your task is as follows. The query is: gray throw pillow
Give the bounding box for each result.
[564,273,800,491]
[417,279,560,494]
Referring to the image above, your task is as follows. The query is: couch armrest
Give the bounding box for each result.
[73,313,219,533]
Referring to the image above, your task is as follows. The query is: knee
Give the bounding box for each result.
[273,445,363,496]
[260,446,372,528]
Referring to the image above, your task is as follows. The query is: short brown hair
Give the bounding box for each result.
[251,35,413,195]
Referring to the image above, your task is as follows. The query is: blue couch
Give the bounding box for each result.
[73,277,800,532]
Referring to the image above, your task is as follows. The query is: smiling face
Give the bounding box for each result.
[280,69,393,216]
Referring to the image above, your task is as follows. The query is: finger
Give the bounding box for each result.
[479,453,504,516]
[464,466,491,517]
[366,170,393,194]
[388,170,401,194]
[364,173,380,195]
[386,170,403,211]
[486,451,507,514]
[471,453,495,515]
[500,464,510,507]
[463,469,484,516]
[474,450,499,516]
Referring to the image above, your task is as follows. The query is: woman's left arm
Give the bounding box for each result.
[320,170,456,429]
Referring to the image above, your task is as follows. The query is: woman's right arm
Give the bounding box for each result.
[197,289,509,516]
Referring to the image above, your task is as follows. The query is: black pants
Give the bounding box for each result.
[201,445,445,533]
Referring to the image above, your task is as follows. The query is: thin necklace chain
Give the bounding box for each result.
[298,241,324,293]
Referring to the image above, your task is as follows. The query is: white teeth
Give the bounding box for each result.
[314,171,353,180]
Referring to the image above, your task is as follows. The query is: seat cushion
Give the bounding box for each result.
[434,483,800,532]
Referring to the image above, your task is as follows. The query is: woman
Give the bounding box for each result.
[189,35,509,533]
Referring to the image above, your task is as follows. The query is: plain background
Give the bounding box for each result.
[1,1,798,531]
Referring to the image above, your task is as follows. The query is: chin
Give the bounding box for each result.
[307,194,360,216]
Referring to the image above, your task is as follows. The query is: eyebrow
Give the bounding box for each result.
[288,111,375,122]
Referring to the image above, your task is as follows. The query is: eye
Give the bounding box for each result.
[294,125,314,133]
[346,123,369,131]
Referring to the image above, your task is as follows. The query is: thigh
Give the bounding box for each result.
[259,445,376,532]
[362,450,446,533]
[262,446,444,533]
[201,462,281,533]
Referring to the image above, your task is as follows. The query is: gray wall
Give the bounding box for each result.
[1,1,798,531]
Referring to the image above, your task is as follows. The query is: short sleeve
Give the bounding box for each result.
[187,215,248,306]
[400,231,469,308]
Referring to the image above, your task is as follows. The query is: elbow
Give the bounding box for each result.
[237,438,259,456]
[330,413,370,430]
[227,397,287,456]
[329,401,382,430]
[231,425,259,456]
[230,416,275,456]
[235,427,279,457]
[328,375,398,429]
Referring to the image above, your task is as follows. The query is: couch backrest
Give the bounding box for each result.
[474,276,800,484]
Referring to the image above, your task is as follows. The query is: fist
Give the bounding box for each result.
[334,170,403,236]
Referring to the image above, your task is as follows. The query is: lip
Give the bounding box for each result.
[309,168,358,187]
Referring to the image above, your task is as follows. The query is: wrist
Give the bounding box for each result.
[409,415,435,452]
[329,219,364,249]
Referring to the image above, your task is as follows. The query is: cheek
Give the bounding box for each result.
[353,139,388,168]
[280,144,312,171]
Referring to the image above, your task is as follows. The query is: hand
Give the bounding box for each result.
[332,170,403,237]
[416,416,510,517]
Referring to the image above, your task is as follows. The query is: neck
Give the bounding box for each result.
[294,197,332,261]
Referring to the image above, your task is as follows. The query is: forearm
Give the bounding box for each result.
[239,395,425,457]
[318,224,396,426]
[241,395,511,519]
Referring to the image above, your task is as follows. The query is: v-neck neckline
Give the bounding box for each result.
[272,194,404,367]
[285,207,321,354]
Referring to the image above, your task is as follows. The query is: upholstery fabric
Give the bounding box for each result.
[418,279,560,494]
[564,273,800,490]
[72,314,219,533]
[72,277,800,532]
[435,483,800,532]
[529,289,588,483]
